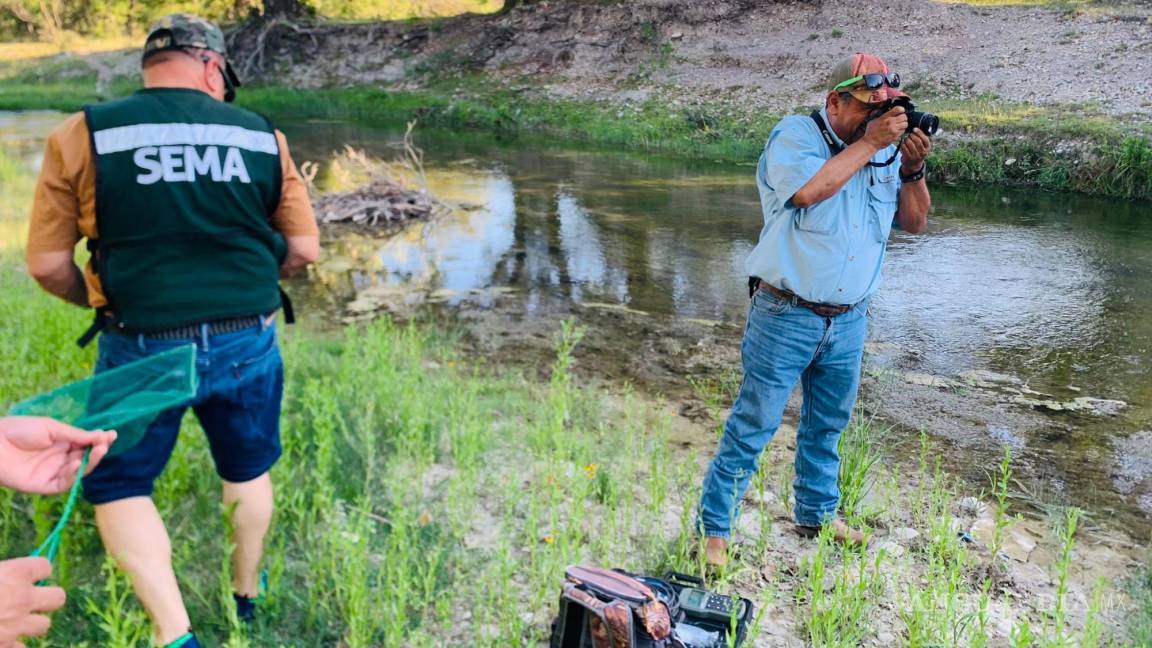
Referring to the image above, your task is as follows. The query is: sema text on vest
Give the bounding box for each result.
[134,145,251,185]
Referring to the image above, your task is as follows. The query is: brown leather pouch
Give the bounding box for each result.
[554,565,674,648]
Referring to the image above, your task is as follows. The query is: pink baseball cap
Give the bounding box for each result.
[827,53,906,104]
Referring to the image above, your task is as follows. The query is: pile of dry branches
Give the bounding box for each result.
[306,122,445,228]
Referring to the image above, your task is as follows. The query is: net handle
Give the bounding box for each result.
[31,450,89,569]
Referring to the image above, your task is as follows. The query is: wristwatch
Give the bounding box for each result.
[900,163,926,183]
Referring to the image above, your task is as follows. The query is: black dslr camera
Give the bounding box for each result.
[872,96,939,137]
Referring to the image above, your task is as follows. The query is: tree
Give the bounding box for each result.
[261,0,308,18]
[497,0,544,15]
[1,0,65,41]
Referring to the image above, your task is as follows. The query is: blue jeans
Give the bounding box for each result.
[82,320,284,505]
[699,289,869,537]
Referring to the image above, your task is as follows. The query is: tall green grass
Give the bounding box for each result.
[1131,560,1152,647]
[0,292,693,645]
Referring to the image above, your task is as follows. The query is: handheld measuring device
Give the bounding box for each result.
[677,587,746,624]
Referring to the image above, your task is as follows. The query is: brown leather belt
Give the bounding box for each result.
[758,281,854,317]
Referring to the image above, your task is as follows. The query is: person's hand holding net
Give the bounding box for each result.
[0,417,116,496]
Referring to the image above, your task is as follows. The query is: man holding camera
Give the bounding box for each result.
[698,53,932,566]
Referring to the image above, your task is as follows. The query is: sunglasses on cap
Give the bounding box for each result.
[833,72,901,92]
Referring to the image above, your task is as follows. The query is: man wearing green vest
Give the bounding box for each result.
[25,14,319,648]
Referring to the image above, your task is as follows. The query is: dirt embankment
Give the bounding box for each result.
[235,0,1152,116]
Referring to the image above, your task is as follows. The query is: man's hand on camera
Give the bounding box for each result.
[899,128,932,175]
[0,557,64,646]
[864,106,907,149]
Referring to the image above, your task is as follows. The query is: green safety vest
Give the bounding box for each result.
[83,87,289,334]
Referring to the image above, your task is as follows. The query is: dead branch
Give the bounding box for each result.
[310,123,447,229]
[226,14,324,80]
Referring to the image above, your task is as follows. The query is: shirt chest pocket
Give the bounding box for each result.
[793,192,841,235]
[867,176,899,243]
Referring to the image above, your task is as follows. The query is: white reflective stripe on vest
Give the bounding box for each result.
[92,123,278,155]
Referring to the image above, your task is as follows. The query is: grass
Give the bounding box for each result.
[241,84,777,164]
[0,140,1144,645]
[989,444,1016,563]
[0,144,695,645]
[1131,560,1152,647]
[0,271,694,645]
[0,37,137,62]
[312,0,500,20]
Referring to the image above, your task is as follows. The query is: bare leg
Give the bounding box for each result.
[223,472,273,597]
[95,497,189,645]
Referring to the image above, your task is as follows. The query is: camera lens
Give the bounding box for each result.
[910,111,940,136]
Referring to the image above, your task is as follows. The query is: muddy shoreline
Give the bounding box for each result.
[305,239,1151,548]
[297,256,1152,644]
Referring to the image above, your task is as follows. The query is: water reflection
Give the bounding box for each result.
[557,191,627,303]
[878,223,1109,379]
[361,173,516,304]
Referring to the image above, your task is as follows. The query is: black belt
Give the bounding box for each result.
[748,277,855,317]
[104,314,264,340]
[77,289,294,347]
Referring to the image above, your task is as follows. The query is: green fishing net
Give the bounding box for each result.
[9,344,199,458]
[10,344,199,564]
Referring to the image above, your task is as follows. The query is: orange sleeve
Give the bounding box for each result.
[26,112,92,253]
[272,130,319,236]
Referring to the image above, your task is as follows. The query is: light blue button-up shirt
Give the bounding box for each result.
[745,107,902,305]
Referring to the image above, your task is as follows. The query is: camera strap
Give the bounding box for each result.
[809,111,899,168]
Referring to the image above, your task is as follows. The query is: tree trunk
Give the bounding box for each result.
[1,2,39,34]
[262,0,306,18]
[498,0,543,16]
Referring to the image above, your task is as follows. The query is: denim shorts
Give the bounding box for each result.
[81,320,284,505]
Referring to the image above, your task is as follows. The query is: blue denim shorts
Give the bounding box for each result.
[82,320,284,505]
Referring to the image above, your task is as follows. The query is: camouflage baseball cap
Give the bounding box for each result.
[142,13,241,100]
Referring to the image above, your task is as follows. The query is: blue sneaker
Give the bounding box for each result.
[233,570,268,623]
[165,633,201,648]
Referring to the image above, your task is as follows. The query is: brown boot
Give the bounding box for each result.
[795,519,866,546]
[703,536,729,567]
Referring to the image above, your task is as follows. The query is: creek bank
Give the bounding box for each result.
[4,0,1152,198]
[315,240,1152,534]
[220,0,1152,200]
[320,271,1150,644]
